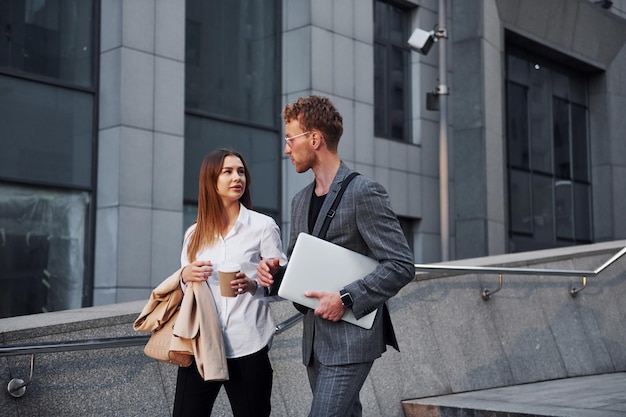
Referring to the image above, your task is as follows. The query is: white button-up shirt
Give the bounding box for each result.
[181,204,287,358]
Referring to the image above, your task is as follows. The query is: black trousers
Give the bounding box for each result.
[172,346,273,417]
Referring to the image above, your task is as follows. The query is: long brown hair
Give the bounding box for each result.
[187,149,252,262]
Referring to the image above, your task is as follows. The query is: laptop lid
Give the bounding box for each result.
[278,233,378,329]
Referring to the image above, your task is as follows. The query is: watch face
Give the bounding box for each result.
[341,292,353,307]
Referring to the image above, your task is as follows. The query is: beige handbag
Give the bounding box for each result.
[144,308,193,367]
[134,269,194,367]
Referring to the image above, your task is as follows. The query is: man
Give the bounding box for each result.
[257,95,414,417]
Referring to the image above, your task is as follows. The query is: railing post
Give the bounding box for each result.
[7,354,34,398]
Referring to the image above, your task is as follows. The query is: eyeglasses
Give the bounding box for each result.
[284,131,311,146]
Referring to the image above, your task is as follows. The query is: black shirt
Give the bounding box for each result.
[308,190,327,233]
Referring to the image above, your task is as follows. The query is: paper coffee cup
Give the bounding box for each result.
[218,262,240,297]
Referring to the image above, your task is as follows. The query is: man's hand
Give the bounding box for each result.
[305,291,346,321]
[257,258,280,288]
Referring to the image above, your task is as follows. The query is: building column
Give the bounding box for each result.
[451,0,507,259]
[94,0,186,304]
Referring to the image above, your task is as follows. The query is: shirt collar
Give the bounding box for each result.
[226,203,249,238]
[237,203,250,225]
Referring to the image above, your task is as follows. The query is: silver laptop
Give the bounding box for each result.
[278,233,378,329]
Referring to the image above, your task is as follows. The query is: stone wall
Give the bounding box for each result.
[2,240,625,416]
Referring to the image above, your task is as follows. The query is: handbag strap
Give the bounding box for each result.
[318,172,359,240]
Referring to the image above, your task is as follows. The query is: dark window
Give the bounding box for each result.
[506,82,529,169]
[506,48,592,252]
[374,0,411,141]
[184,0,281,230]
[0,0,96,87]
[0,75,94,188]
[0,0,98,318]
[508,169,531,234]
[185,0,279,128]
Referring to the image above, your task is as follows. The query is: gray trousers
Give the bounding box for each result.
[306,353,374,417]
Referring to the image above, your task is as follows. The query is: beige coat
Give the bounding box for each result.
[134,268,228,381]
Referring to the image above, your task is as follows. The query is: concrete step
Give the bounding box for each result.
[402,373,626,417]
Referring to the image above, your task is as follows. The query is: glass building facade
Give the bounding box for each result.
[0,0,97,317]
[184,0,282,229]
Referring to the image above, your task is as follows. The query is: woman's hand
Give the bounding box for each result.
[181,261,213,284]
[232,272,258,295]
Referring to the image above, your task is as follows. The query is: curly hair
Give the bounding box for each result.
[282,95,343,151]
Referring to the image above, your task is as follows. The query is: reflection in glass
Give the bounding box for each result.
[0,184,89,318]
[532,174,554,247]
[0,0,95,87]
[555,179,573,240]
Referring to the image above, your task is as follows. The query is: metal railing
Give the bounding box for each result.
[0,336,153,397]
[2,245,625,398]
[0,316,303,358]
[0,315,305,398]
[414,246,626,300]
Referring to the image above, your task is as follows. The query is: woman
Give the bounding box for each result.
[173,148,287,417]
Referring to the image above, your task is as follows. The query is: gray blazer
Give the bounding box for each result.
[287,162,415,366]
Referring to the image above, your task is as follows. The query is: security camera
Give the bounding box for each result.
[408,28,436,55]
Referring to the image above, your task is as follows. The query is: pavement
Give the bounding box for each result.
[401,372,626,417]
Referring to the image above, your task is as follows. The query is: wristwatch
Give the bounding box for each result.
[339,289,353,308]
